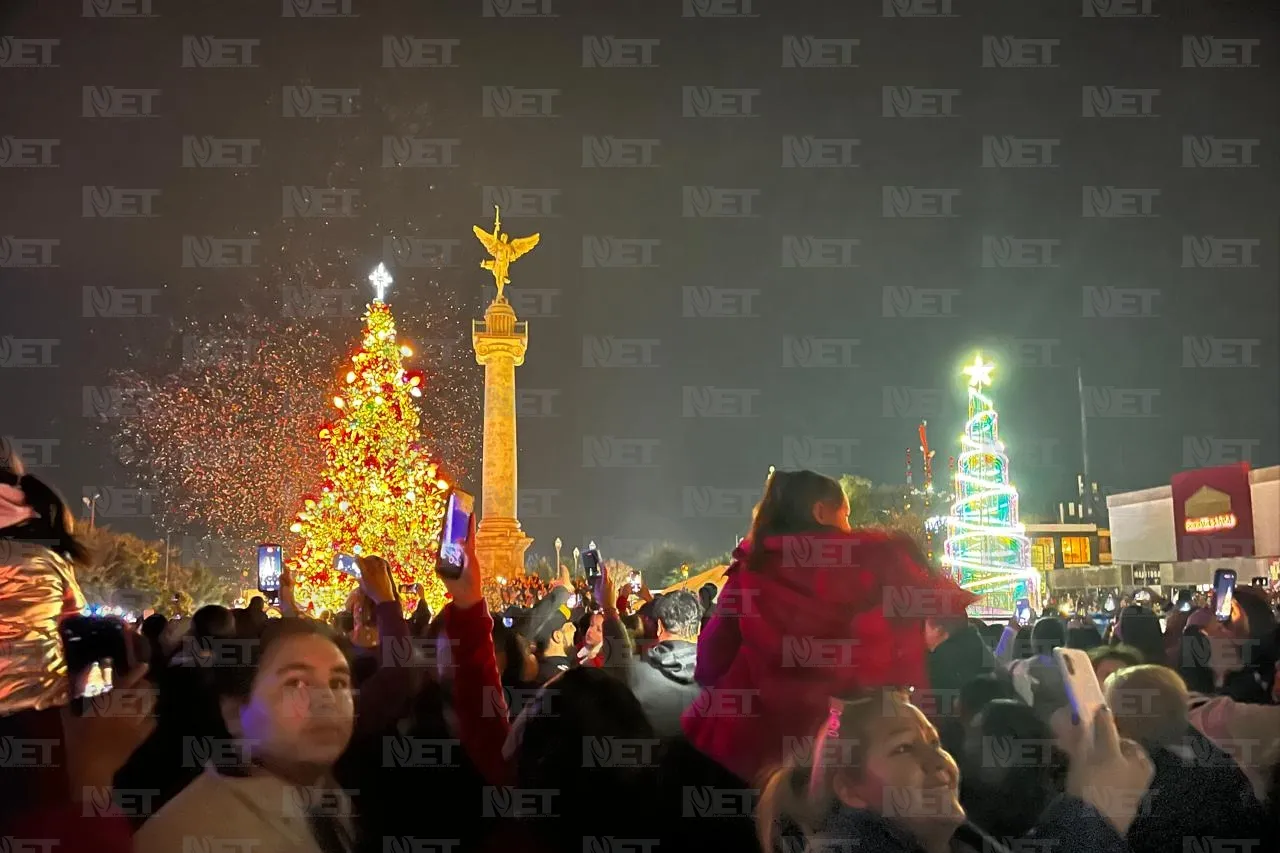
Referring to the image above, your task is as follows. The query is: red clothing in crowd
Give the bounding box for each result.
[681,530,976,783]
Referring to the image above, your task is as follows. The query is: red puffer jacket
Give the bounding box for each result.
[681,530,976,783]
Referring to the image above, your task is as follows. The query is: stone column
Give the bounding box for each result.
[471,298,532,581]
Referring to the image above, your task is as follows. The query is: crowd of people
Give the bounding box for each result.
[3,460,1280,853]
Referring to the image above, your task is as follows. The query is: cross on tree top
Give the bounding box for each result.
[369,263,393,302]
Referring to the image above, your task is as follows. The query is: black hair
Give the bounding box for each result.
[930,614,972,638]
[1175,628,1217,694]
[0,472,91,567]
[492,620,528,687]
[698,582,718,608]
[333,610,355,635]
[1114,605,1165,667]
[1029,616,1067,657]
[1011,625,1033,660]
[958,700,1068,839]
[192,604,235,640]
[745,469,844,573]
[516,667,658,838]
[1066,623,1104,651]
[957,672,1022,723]
[212,617,346,700]
[1227,587,1279,702]
[652,590,702,638]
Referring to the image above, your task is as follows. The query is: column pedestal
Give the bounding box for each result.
[472,298,532,583]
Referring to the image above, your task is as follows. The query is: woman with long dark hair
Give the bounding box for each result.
[680,469,975,787]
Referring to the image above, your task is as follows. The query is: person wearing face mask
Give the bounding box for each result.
[133,619,357,853]
[680,469,976,787]
[757,689,1150,853]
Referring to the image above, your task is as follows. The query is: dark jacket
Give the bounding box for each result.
[926,625,1001,703]
[1126,727,1270,853]
[628,639,699,738]
[535,654,571,685]
[922,624,1005,756]
[814,794,1129,853]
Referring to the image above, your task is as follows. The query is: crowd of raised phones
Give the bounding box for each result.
[3,462,1279,853]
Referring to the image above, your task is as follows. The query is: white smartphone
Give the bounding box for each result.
[1054,647,1107,737]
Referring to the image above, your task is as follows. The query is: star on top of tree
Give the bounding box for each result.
[963,354,995,389]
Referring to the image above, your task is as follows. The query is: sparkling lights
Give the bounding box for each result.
[943,354,1038,616]
[287,298,451,616]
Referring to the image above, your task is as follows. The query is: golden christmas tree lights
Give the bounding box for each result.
[287,267,452,615]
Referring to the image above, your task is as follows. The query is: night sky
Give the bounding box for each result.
[2,0,1277,564]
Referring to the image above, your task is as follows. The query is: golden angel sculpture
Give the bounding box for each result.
[472,206,540,303]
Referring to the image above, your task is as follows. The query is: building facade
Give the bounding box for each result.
[1098,463,1280,590]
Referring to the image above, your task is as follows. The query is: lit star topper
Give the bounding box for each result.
[368,263,393,302]
[964,354,995,389]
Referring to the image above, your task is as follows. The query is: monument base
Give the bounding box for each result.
[474,516,533,582]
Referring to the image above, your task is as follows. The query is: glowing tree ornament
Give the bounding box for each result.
[943,354,1038,616]
[287,265,452,616]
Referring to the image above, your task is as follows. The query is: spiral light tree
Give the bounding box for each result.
[943,354,1038,617]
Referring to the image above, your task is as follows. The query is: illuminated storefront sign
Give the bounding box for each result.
[1171,464,1255,561]
[1185,512,1238,534]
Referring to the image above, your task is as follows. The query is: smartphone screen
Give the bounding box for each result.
[60,616,130,716]
[334,554,360,578]
[1213,569,1237,621]
[257,543,283,595]
[582,549,601,581]
[1176,589,1193,612]
[436,489,474,580]
[1054,647,1107,736]
[1014,598,1032,626]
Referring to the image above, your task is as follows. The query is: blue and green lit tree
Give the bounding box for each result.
[943,355,1038,616]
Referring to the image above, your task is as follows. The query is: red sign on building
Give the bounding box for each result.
[1171,463,1255,560]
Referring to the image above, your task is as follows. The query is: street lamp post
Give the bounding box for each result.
[554,537,562,579]
[572,547,580,578]
[81,493,101,529]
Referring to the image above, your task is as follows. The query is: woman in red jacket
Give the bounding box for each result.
[681,469,975,785]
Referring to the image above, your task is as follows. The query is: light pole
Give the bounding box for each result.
[554,537,562,579]
[81,493,101,529]
[572,547,580,577]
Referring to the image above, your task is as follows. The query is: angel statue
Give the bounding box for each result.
[472,206,540,303]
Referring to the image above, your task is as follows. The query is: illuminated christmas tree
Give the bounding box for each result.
[288,264,452,616]
[943,354,1038,616]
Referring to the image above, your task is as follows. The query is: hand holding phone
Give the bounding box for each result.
[582,548,602,582]
[438,496,483,610]
[1015,598,1032,626]
[436,489,474,581]
[1054,647,1107,734]
[335,554,361,579]
[1052,703,1154,838]
[1213,569,1237,622]
[257,544,283,605]
[60,616,136,716]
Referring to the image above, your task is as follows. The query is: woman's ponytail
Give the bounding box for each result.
[756,762,818,853]
[744,470,844,574]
